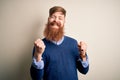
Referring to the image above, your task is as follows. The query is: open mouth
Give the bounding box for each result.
[50,22,61,27]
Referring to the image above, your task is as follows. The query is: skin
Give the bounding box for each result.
[48,12,65,29]
[34,12,87,62]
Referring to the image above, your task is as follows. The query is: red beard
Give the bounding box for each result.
[44,21,64,42]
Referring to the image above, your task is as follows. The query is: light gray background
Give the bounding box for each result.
[0,0,120,80]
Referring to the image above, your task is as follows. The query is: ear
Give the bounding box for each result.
[64,19,66,23]
[48,17,50,22]
[48,17,49,20]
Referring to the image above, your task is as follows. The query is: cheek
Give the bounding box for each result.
[48,18,54,23]
[60,21,64,26]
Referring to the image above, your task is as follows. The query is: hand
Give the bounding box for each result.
[78,41,87,60]
[34,39,46,61]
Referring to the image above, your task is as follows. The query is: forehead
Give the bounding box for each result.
[51,12,65,17]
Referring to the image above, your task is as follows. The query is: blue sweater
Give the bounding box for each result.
[30,36,89,80]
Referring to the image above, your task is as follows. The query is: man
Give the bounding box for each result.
[30,6,89,80]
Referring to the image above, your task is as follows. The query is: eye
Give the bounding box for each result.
[59,17,63,20]
[50,16,55,19]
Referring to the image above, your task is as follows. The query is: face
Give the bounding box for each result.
[44,12,65,41]
[48,12,65,29]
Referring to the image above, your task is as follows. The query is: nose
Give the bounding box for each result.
[54,17,59,22]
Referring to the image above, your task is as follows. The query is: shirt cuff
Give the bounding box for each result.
[78,54,89,68]
[32,57,44,69]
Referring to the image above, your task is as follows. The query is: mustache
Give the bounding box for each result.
[48,21,61,27]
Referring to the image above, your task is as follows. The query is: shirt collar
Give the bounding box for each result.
[51,36,64,45]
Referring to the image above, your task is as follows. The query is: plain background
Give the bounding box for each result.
[0,0,120,80]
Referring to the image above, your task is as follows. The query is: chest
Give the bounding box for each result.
[44,45,77,66]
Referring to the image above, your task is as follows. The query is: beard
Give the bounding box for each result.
[44,21,64,42]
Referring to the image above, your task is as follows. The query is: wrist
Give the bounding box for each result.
[80,53,87,61]
[34,52,42,62]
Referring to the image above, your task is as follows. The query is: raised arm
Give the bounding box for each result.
[77,41,89,74]
[30,39,45,80]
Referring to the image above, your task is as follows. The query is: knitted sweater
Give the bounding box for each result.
[30,36,89,80]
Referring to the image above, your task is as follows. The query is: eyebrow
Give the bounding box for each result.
[51,15,64,18]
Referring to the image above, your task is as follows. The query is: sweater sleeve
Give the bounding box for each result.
[30,47,44,80]
[77,54,89,68]
[32,57,44,69]
[73,40,89,74]
[77,54,89,74]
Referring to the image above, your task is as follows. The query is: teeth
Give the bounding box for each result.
[50,22,60,26]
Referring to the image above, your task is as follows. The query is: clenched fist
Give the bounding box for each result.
[34,39,46,61]
[78,41,87,61]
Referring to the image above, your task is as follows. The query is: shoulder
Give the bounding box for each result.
[42,38,50,43]
[41,38,50,46]
[42,38,46,42]
[64,36,77,42]
[64,36,78,46]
